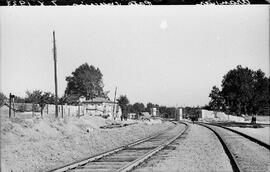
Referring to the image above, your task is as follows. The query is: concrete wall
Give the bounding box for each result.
[200,109,244,122]
[201,109,215,119]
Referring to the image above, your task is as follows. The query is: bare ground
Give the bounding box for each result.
[0,114,173,172]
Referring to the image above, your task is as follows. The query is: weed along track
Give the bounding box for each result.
[197,123,270,172]
[48,122,188,172]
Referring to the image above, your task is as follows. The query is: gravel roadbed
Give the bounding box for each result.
[227,126,270,145]
[1,117,173,172]
[209,125,270,172]
[134,123,233,172]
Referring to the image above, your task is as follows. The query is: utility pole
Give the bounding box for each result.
[112,87,117,120]
[53,31,58,118]
[174,104,178,120]
[9,93,15,118]
[9,93,12,118]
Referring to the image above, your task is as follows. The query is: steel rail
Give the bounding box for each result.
[47,122,178,172]
[196,123,242,172]
[201,122,270,149]
[116,122,189,172]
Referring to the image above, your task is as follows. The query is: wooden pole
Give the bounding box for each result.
[61,105,63,118]
[53,31,59,118]
[78,104,80,117]
[13,98,15,117]
[112,87,117,120]
[9,93,11,118]
[32,103,34,117]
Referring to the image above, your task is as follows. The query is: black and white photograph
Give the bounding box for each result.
[0,5,269,172]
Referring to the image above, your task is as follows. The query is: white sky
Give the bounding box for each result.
[0,6,269,107]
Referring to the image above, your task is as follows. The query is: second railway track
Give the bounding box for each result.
[49,122,189,172]
[197,122,270,172]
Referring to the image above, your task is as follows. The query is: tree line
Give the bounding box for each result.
[3,63,266,118]
[117,95,182,119]
[206,65,269,116]
[0,63,177,118]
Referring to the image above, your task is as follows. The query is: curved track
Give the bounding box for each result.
[207,123,270,148]
[48,122,188,172]
[197,122,270,172]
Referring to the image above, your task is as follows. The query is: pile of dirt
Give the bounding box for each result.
[0,115,173,172]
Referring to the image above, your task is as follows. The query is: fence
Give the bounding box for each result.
[44,104,80,117]
[11,103,121,119]
[14,103,40,112]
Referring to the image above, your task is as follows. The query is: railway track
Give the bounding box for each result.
[206,123,270,148]
[197,122,270,172]
[48,122,189,172]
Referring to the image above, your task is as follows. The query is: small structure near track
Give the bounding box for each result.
[81,97,122,120]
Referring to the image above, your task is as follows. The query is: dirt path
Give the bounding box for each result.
[134,123,233,172]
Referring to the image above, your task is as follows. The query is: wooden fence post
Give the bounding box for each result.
[13,99,15,117]
[61,105,63,118]
[78,105,80,117]
[32,103,34,117]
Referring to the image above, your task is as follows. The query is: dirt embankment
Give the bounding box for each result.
[1,115,173,172]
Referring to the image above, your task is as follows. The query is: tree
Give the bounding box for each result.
[208,65,269,116]
[127,104,135,113]
[146,102,154,113]
[25,90,55,117]
[166,107,176,118]
[117,95,129,119]
[0,92,7,107]
[132,102,145,114]
[14,96,26,103]
[209,86,225,112]
[250,70,269,115]
[159,106,167,117]
[65,63,108,103]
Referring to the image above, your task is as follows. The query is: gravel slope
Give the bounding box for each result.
[134,123,233,172]
[0,116,173,172]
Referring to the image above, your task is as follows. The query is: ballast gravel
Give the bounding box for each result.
[210,125,270,172]
[135,124,233,172]
[227,126,270,145]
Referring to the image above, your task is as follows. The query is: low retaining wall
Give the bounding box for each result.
[200,109,244,122]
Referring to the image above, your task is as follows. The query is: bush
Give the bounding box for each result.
[0,92,7,107]
[17,103,27,112]
[32,104,40,112]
